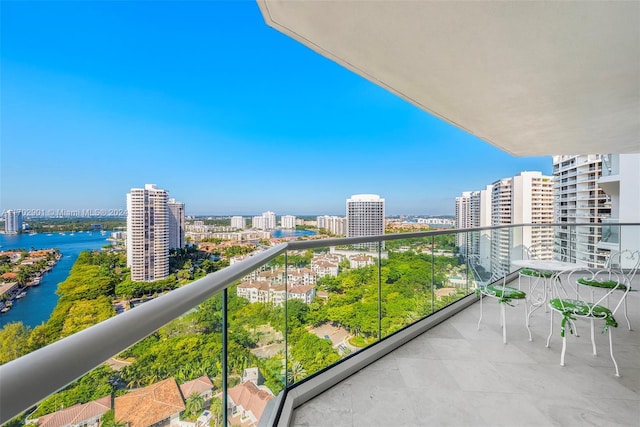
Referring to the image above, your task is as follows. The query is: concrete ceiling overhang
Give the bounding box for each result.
[257,1,640,156]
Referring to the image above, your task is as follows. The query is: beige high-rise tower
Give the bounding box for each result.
[126,184,170,282]
[346,194,385,250]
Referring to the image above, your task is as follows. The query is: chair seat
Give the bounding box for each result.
[577,277,629,291]
[483,284,526,300]
[549,298,618,330]
[520,268,553,278]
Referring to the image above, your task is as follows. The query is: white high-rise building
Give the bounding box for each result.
[346,194,385,250]
[596,153,640,264]
[167,199,185,249]
[126,184,170,282]
[455,192,473,249]
[231,216,246,230]
[490,171,554,274]
[317,215,347,236]
[455,186,492,269]
[3,210,23,234]
[281,215,296,229]
[252,211,276,230]
[263,211,276,230]
[252,216,265,230]
[553,155,611,267]
[457,172,553,276]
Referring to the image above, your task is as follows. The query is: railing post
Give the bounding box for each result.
[285,251,289,385]
[222,288,228,427]
[377,241,382,340]
[431,235,435,313]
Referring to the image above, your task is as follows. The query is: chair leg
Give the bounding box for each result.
[608,328,620,377]
[524,299,532,341]
[590,318,597,356]
[501,303,507,344]
[623,298,631,331]
[478,292,483,330]
[546,309,553,348]
[543,277,549,314]
[560,334,567,367]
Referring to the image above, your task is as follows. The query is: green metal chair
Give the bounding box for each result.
[478,273,531,344]
[546,267,629,376]
[589,250,640,330]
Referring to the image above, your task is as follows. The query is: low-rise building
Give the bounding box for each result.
[34,396,111,427]
[236,282,316,306]
[115,378,185,427]
[310,259,339,278]
[179,375,214,402]
[228,381,274,427]
[348,254,375,269]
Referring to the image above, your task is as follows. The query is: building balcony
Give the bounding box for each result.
[1,223,638,426]
[291,280,639,426]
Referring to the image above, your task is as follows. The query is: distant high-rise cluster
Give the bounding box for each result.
[346,194,385,250]
[280,215,296,229]
[3,210,23,234]
[252,211,276,231]
[167,199,185,250]
[456,172,554,273]
[126,184,185,282]
[457,154,639,271]
[231,216,246,230]
[316,215,347,236]
[553,153,639,266]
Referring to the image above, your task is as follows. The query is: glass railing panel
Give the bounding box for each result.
[467,228,496,287]
[5,224,640,424]
[619,224,639,262]
[600,218,620,245]
[431,232,468,312]
[227,255,286,426]
[381,236,432,338]
[283,243,362,384]
[4,292,226,427]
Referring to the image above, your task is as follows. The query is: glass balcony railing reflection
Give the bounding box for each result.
[1,223,638,426]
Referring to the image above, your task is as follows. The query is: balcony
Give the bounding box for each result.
[291,280,640,426]
[1,224,639,426]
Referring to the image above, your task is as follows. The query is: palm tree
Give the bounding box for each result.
[209,397,223,427]
[286,361,307,385]
[184,392,205,419]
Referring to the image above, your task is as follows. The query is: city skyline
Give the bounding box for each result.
[1,1,552,217]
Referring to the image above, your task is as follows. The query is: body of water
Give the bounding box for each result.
[0,231,110,329]
[271,229,317,238]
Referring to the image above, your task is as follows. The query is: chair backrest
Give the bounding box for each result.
[555,268,631,317]
[606,250,640,287]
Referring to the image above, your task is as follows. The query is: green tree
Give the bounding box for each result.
[0,322,30,364]
[286,360,307,385]
[101,409,126,427]
[184,392,205,419]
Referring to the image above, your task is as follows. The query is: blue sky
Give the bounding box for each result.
[1,1,551,217]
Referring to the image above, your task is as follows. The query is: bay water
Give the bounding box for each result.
[0,231,110,329]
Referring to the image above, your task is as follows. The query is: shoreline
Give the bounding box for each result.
[0,249,62,314]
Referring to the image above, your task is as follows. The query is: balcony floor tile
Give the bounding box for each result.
[292,276,640,426]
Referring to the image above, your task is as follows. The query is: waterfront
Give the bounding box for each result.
[271,229,317,238]
[0,232,110,328]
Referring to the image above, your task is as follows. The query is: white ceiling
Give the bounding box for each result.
[257,1,640,156]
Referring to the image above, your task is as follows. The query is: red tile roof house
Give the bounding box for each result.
[33,395,111,427]
[115,378,185,427]
[227,381,274,427]
[1,272,18,281]
[179,375,214,402]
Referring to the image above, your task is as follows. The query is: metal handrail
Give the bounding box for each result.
[1,222,638,422]
[0,244,289,422]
